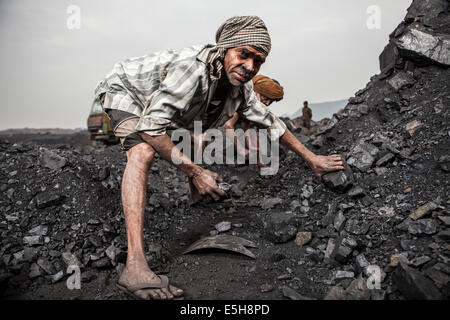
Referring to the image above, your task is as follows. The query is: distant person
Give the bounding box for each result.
[252,74,284,106]
[302,100,312,130]
[223,75,284,168]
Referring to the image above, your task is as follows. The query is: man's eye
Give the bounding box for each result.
[255,58,264,65]
[239,51,250,58]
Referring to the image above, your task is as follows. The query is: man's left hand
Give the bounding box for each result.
[308,154,344,182]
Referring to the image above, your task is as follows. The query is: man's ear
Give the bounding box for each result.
[222,49,229,63]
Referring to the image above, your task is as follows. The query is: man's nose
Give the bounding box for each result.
[242,59,255,74]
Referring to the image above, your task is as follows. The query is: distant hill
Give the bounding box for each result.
[288,98,349,121]
[0,128,86,136]
[0,128,89,146]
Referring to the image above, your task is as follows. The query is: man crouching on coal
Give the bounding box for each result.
[92,16,344,300]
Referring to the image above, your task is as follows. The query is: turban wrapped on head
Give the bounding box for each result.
[207,16,271,80]
[252,75,284,101]
[215,16,271,56]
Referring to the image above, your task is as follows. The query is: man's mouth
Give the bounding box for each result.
[233,71,250,82]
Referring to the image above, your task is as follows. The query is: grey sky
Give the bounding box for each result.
[0,0,412,129]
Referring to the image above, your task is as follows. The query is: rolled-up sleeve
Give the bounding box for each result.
[135,60,203,136]
[237,82,287,141]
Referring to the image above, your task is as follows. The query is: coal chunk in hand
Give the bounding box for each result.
[322,158,354,193]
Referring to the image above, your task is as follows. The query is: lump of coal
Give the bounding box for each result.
[35,192,64,209]
[215,221,231,233]
[408,219,438,235]
[347,142,379,172]
[388,71,416,91]
[393,262,442,300]
[395,27,450,67]
[217,182,231,193]
[260,211,300,244]
[39,148,67,170]
[322,159,354,193]
[331,236,358,263]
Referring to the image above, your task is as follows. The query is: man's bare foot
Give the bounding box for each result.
[118,261,183,300]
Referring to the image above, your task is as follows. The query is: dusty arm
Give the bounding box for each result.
[138,133,226,200]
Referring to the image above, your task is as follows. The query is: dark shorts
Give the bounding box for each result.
[104,109,147,151]
[104,109,182,152]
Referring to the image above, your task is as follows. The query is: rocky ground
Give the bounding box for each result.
[0,0,449,300]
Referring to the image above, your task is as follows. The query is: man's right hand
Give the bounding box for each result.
[138,132,227,201]
[191,169,227,201]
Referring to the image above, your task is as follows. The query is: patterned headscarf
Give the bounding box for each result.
[207,16,271,81]
[252,75,284,101]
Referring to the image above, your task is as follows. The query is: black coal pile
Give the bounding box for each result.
[0,0,449,300]
[280,0,450,299]
[0,139,200,299]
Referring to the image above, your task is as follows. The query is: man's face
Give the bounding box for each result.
[223,46,266,86]
[256,93,273,106]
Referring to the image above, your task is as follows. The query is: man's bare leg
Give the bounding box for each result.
[118,142,183,300]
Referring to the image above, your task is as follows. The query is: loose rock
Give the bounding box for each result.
[260,211,299,244]
[322,160,353,193]
[281,286,314,300]
[393,262,442,300]
[295,232,312,247]
[408,219,438,235]
[35,192,64,209]
[215,221,232,233]
[409,202,438,220]
[39,148,67,170]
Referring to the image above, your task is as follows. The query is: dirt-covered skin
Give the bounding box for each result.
[0,0,449,300]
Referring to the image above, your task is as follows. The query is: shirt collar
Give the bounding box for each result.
[230,85,241,98]
[196,44,214,64]
[197,45,245,100]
